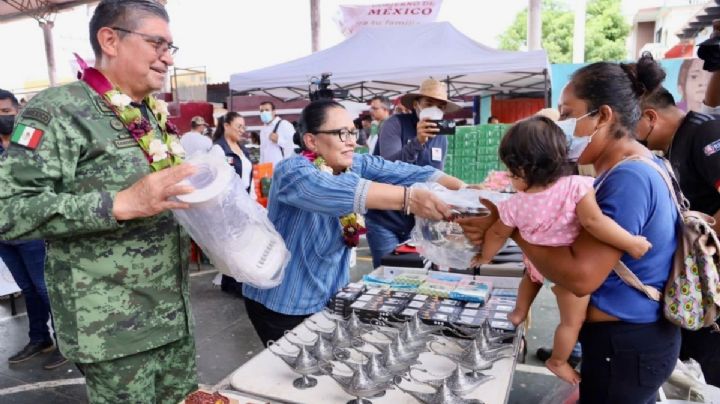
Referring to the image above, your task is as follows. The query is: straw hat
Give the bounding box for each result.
[400,78,461,113]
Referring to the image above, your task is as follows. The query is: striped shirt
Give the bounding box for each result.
[243,153,442,315]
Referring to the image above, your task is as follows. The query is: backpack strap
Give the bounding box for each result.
[613,155,684,215]
[614,261,662,301]
[595,154,675,302]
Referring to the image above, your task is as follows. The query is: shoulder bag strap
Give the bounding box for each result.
[273,119,284,157]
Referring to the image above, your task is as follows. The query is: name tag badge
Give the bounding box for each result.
[113,138,139,149]
[227,157,235,165]
[432,147,442,162]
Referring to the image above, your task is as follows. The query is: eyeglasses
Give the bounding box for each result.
[315,128,359,143]
[111,27,179,56]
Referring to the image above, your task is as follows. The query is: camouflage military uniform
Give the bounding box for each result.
[0,81,197,402]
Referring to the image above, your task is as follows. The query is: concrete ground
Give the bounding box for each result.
[0,240,570,403]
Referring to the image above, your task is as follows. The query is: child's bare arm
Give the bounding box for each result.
[476,219,515,264]
[576,190,652,259]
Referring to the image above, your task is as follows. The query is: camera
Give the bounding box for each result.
[430,119,456,135]
[309,73,349,101]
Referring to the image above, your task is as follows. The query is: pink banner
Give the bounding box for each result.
[335,1,443,37]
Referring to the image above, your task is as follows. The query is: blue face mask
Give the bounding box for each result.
[556,110,597,161]
[260,111,273,124]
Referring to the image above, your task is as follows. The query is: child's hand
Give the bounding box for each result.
[628,235,652,259]
[470,253,490,267]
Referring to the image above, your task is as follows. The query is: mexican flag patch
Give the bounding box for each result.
[11,124,44,149]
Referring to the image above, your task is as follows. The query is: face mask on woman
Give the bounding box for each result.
[556,110,597,161]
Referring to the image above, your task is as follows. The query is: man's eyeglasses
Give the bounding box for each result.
[111,27,179,56]
[315,128,359,142]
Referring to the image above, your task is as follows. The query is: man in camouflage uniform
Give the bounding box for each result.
[0,1,199,402]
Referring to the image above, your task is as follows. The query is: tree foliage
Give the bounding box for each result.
[498,0,630,63]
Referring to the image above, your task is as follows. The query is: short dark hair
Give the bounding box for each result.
[89,0,169,59]
[487,116,499,123]
[570,52,666,139]
[0,89,19,108]
[361,115,372,122]
[499,116,571,189]
[295,99,345,151]
[641,86,676,110]
[370,96,391,110]
[259,101,276,111]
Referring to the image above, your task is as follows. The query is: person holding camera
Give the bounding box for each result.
[365,78,461,268]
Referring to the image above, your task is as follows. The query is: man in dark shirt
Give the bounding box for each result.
[366,79,462,268]
[638,86,720,386]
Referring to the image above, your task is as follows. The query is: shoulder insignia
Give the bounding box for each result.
[94,97,115,115]
[703,139,720,156]
[21,108,52,126]
[10,124,44,150]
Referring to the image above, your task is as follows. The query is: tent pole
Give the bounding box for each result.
[40,21,57,87]
[445,75,450,99]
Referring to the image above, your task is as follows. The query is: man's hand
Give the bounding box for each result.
[112,164,197,221]
[408,188,452,221]
[416,118,439,145]
[269,132,279,143]
[456,198,499,246]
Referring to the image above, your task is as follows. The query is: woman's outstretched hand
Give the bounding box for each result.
[407,188,453,221]
[456,198,499,246]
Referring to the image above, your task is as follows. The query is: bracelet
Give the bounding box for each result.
[405,187,413,215]
[401,186,408,213]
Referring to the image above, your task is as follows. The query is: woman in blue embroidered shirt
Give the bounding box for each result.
[242,99,465,345]
[460,54,680,403]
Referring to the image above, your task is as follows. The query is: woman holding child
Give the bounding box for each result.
[460,54,680,403]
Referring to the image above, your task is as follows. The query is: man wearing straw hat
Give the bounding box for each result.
[366,78,463,268]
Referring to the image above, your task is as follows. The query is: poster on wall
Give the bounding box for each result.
[551,58,709,113]
[335,1,443,37]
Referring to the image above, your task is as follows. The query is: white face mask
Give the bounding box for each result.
[556,110,597,161]
[567,133,595,161]
[418,106,444,120]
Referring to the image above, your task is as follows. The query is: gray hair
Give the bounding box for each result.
[89,0,169,59]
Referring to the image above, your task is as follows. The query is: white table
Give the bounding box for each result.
[0,258,21,316]
[0,257,20,297]
[231,273,523,404]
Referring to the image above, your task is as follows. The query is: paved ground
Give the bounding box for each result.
[0,240,570,403]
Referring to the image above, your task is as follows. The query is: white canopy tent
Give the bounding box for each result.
[230,22,551,104]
